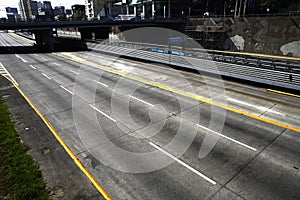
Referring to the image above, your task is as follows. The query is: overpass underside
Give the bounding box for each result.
[26,21,186,52]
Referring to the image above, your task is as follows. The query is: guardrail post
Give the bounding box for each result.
[289,74,293,82]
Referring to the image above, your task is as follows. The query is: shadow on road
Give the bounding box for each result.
[0,38,89,54]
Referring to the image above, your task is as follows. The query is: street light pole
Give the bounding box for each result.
[168,0,171,18]
[243,0,248,17]
[223,0,226,26]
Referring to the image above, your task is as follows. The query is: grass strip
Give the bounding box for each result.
[0,96,50,200]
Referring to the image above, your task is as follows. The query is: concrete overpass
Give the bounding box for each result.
[0,19,187,51]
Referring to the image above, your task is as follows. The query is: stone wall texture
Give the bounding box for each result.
[189,16,300,57]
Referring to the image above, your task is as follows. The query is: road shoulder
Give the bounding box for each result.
[0,75,103,200]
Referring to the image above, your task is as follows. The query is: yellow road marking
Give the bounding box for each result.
[203,48,300,61]
[267,89,300,98]
[53,52,300,133]
[1,75,112,200]
[225,89,300,111]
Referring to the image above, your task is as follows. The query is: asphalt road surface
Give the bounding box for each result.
[0,31,299,200]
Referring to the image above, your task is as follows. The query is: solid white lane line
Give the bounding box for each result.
[227,97,283,115]
[149,142,217,185]
[196,124,257,151]
[69,69,79,75]
[42,73,52,80]
[92,80,108,87]
[89,104,116,122]
[130,95,154,107]
[60,85,74,95]
[29,65,37,69]
[53,62,61,67]
[0,62,19,86]
[15,54,28,63]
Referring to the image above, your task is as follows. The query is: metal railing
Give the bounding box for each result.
[89,40,300,90]
[98,40,300,74]
[189,11,300,19]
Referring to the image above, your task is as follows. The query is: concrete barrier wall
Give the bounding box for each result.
[189,16,300,57]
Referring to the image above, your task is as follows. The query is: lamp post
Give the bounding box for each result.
[168,0,171,18]
[243,0,247,17]
[223,0,226,26]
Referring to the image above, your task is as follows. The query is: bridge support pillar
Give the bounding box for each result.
[79,29,93,40]
[33,29,53,51]
[79,27,110,41]
[94,27,110,40]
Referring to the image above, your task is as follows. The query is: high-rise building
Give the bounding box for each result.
[30,1,38,18]
[53,6,66,20]
[85,0,122,19]
[37,1,43,12]
[18,0,43,21]
[19,0,32,21]
[127,0,191,19]
[5,7,18,14]
[71,4,86,20]
[43,1,53,16]
[85,0,95,19]
[53,6,65,16]
[5,7,20,22]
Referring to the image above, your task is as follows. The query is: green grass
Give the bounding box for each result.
[0,96,50,200]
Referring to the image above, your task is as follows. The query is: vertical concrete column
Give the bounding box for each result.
[33,29,53,51]
[134,5,137,17]
[142,4,145,19]
[152,2,155,18]
[34,32,43,47]
[44,30,53,51]
[168,0,171,18]
[79,29,93,41]
[94,27,110,40]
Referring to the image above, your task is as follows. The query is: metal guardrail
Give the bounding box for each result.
[98,40,300,74]
[89,40,300,90]
[189,11,300,18]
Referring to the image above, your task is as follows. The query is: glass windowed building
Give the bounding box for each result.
[127,0,192,19]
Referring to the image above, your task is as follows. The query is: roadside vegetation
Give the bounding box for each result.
[0,96,50,200]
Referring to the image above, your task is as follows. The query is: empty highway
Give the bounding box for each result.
[0,31,299,200]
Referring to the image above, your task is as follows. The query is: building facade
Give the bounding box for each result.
[19,0,31,21]
[30,1,38,18]
[18,0,50,21]
[72,4,86,20]
[42,1,53,16]
[53,6,66,20]
[5,7,21,22]
[85,0,95,19]
[127,0,192,19]
[85,0,121,20]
